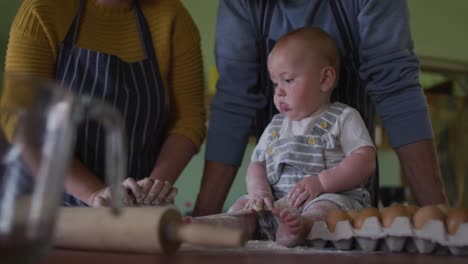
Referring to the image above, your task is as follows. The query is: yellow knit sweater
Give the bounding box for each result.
[3,0,206,149]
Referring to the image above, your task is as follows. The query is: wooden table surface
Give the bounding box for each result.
[40,248,468,264]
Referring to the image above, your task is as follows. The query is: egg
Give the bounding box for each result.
[326,209,352,232]
[436,204,450,215]
[380,203,409,228]
[412,205,445,229]
[405,204,419,216]
[352,207,380,229]
[347,210,359,219]
[446,208,468,235]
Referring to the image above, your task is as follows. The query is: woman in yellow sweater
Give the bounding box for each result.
[2,0,206,207]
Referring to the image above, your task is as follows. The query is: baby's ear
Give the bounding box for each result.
[320,66,336,93]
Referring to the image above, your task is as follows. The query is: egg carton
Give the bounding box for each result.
[305,216,468,255]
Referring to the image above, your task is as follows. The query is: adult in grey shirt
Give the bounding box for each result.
[193,0,447,216]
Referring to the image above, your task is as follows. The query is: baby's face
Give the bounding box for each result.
[268,47,327,121]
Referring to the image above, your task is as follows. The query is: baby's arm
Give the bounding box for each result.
[245,161,274,210]
[288,151,375,208]
[319,106,376,193]
[318,146,376,193]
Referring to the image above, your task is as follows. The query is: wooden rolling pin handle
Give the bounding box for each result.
[168,223,247,248]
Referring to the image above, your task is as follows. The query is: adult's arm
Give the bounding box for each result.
[2,1,109,205]
[356,0,447,205]
[396,140,446,205]
[193,161,238,216]
[206,0,265,165]
[149,135,197,184]
[194,0,264,215]
[149,2,205,184]
[165,1,206,153]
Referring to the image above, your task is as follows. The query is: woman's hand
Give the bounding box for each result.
[136,178,178,206]
[87,178,142,207]
[87,178,178,207]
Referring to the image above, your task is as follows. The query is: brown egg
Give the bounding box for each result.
[326,209,352,232]
[446,208,468,235]
[436,204,450,215]
[347,210,359,219]
[380,203,410,228]
[352,207,380,229]
[405,204,419,216]
[412,205,445,229]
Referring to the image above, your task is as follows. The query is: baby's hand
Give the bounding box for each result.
[287,176,324,208]
[136,178,178,206]
[244,192,274,211]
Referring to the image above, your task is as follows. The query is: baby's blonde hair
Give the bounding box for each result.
[273,27,341,88]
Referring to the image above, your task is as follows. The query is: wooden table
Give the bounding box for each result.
[40,248,468,264]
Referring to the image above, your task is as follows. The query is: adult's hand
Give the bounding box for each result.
[87,178,142,207]
[137,178,178,206]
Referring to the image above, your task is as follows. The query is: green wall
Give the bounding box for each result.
[181,0,218,89]
[408,0,468,61]
[0,0,466,213]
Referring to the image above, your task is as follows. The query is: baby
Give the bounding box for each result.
[187,26,376,247]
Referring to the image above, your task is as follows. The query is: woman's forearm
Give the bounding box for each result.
[64,159,106,205]
[149,134,197,184]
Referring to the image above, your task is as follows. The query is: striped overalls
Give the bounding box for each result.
[261,103,369,204]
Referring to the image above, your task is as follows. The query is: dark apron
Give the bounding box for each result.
[256,0,378,206]
[55,0,167,206]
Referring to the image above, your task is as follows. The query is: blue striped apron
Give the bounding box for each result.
[55,0,167,206]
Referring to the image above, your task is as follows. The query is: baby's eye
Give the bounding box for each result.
[272,82,278,88]
[285,78,294,84]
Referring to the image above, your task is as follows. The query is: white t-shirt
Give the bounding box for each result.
[252,104,375,169]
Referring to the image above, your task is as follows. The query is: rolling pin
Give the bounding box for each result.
[54,206,247,254]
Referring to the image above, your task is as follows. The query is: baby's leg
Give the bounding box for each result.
[273,200,339,247]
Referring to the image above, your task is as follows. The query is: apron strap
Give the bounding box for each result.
[329,0,359,68]
[133,0,157,62]
[63,0,158,66]
[255,0,276,140]
[63,0,85,44]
